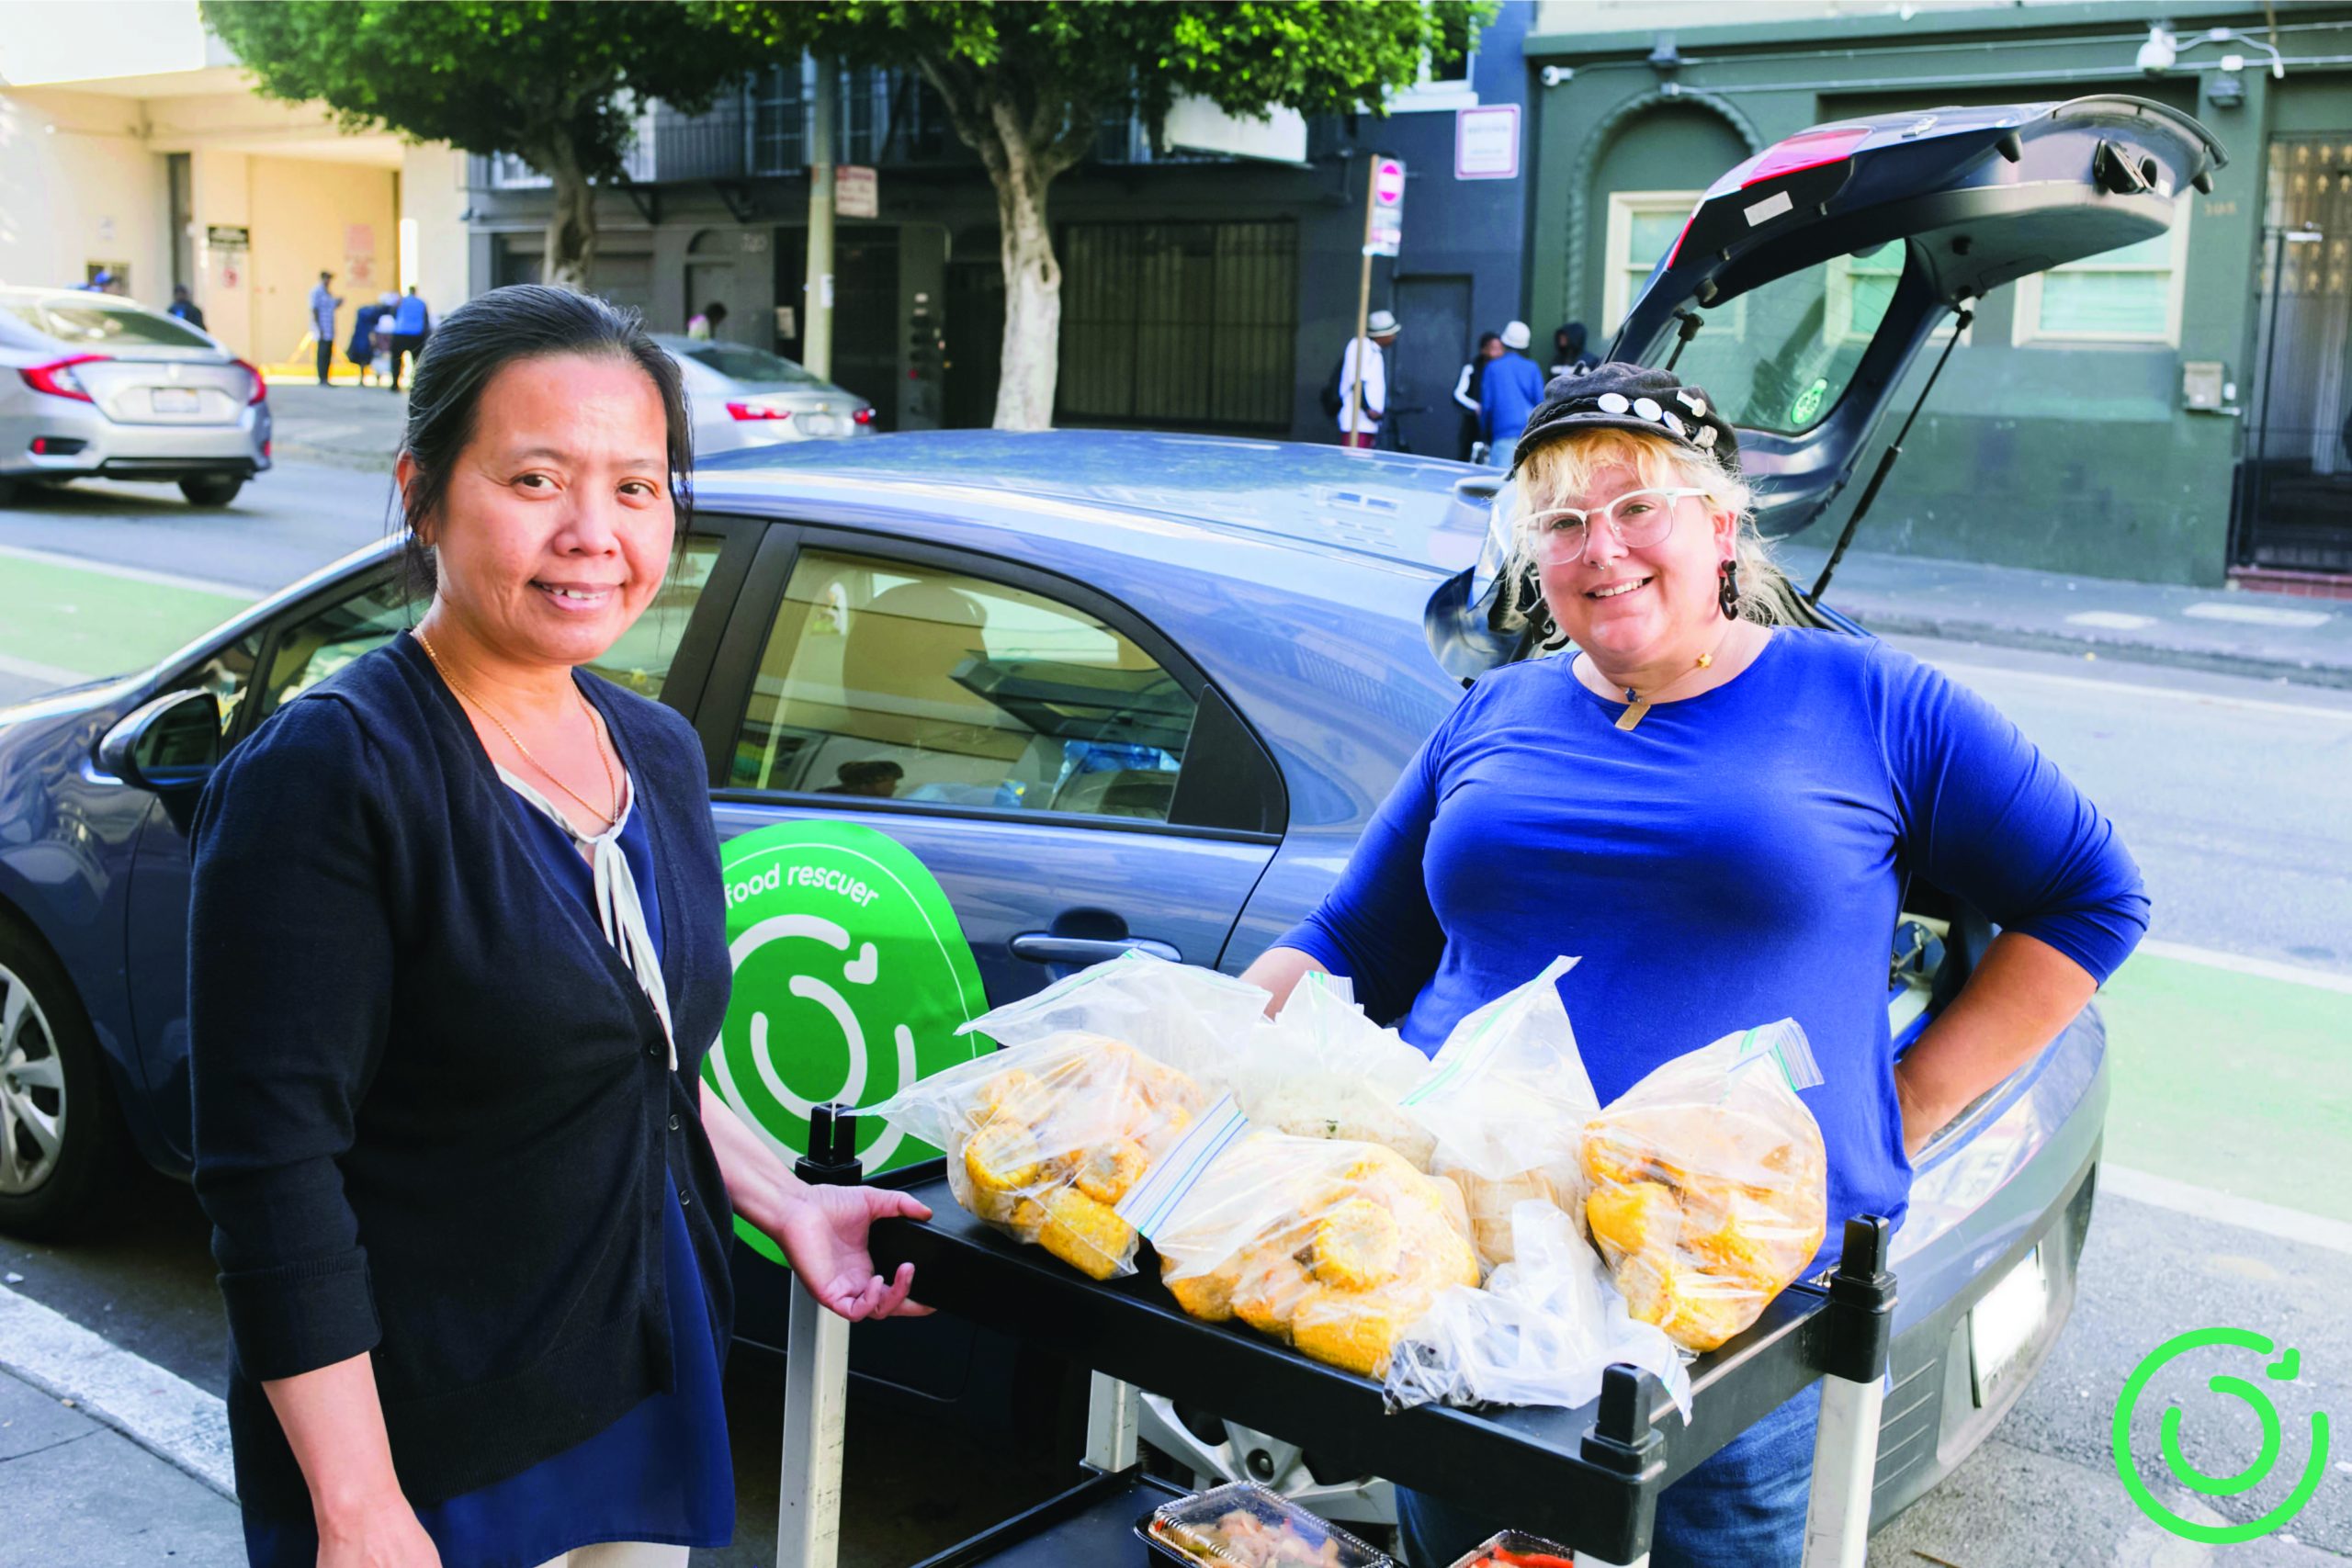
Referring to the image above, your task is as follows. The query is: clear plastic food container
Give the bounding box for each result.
[1139,1480,1393,1568]
[1445,1529,1580,1568]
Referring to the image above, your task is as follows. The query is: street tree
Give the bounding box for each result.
[201,1,772,292]
[718,1,1486,430]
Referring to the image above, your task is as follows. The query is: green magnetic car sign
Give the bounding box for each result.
[705,819,989,1264]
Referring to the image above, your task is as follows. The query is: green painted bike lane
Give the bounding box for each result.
[2096,952,2352,1224]
[0,556,253,683]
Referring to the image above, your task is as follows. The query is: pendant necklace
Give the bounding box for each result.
[414,627,619,829]
[1602,625,1741,732]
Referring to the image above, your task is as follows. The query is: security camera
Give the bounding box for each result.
[2136,25,2177,74]
[1541,65,1573,88]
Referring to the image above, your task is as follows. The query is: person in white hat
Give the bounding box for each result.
[1336,309,1401,449]
[1478,320,1546,467]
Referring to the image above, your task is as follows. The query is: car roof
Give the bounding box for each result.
[693,428,1496,583]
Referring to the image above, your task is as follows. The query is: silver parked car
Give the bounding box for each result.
[0,288,272,508]
[651,333,875,453]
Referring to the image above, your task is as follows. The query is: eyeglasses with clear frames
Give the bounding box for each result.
[1525,487,1709,564]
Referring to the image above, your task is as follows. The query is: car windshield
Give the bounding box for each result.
[1666,243,1902,435]
[1,297,214,350]
[681,342,825,388]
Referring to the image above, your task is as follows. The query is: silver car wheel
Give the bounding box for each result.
[1138,1391,1396,1527]
[0,959,67,1196]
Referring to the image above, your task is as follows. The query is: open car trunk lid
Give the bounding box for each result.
[1427,95,2225,681]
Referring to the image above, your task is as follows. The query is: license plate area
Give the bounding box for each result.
[800,413,842,436]
[151,387,201,414]
[1967,1244,2047,1407]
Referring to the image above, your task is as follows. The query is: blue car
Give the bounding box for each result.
[0,95,2218,1532]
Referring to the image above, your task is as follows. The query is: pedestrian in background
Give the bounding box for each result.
[310,271,342,387]
[685,300,729,341]
[370,291,400,385]
[1453,330,1504,463]
[1335,309,1401,450]
[168,285,208,333]
[389,285,432,393]
[1549,321,1600,379]
[1479,321,1545,468]
[189,284,931,1568]
[348,295,389,388]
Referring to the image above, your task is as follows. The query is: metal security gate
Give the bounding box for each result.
[2235,135,2352,575]
[1056,220,1298,432]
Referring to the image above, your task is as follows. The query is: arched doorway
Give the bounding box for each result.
[684,229,741,340]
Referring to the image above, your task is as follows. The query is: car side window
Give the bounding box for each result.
[730,547,1198,822]
[243,535,724,726]
[183,632,264,736]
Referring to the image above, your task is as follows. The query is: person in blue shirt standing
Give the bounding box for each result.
[1477,320,1545,468]
[309,271,342,387]
[1246,361,2146,1568]
[389,285,433,393]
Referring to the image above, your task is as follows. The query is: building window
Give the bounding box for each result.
[2013,202,2190,346]
[1601,190,1700,336]
[1057,220,1298,432]
[749,62,805,175]
[1387,2,1478,111]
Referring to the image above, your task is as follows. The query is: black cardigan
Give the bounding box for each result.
[187,633,735,1518]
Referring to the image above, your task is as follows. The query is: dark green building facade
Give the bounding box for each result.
[1524,2,2352,587]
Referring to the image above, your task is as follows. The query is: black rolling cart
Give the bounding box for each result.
[775,1107,1897,1568]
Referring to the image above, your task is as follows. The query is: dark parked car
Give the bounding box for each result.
[0,94,2218,1532]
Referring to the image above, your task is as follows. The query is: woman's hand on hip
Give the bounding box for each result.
[314,1495,442,1567]
[777,1183,936,1322]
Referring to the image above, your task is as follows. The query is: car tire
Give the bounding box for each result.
[0,911,130,1240]
[178,475,243,507]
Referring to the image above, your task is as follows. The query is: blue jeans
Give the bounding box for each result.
[1395,1384,1820,1567]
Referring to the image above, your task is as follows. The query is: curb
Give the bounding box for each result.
[1846,609,2352,692]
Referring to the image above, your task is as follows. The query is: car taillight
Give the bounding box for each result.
[853,407,875,425]
[727,400,791,422]
[1741,125,1872,187]
[21,355,105,402]
[234,358,267,405]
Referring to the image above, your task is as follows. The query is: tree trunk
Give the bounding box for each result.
[987,120,1062,432]
[538,137,597,294]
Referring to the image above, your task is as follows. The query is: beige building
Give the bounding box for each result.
[0,0,468,367]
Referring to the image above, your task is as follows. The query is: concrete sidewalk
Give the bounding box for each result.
[1777,541,2350,690]
[267,381,406,474]
[0,1367,243,1566]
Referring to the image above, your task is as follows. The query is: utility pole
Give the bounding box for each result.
[804,56,837,380]
[1347,156,1374,451]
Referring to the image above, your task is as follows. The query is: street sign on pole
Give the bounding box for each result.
[835,165,878,220]
[1367,156,1407,256]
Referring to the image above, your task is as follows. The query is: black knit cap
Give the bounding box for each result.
[1509,361,1740,478]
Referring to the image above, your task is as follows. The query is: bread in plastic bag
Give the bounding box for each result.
[878,1027,1214,1280]
[1239,971,1438,1170]
[1397,958,1597,1268]
[1580,1020,1827,1352]
[1155,1132,1480,1378]
[1384,1199,1690,1420]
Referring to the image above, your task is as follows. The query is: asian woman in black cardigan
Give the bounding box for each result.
[189,285,931,1568]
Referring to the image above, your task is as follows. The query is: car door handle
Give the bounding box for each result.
[1010,933,1182,966]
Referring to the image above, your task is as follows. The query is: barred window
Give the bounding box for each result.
[1057,220,1298,432]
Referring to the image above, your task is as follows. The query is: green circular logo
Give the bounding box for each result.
[1788,377,1829,426]
[2112,1325,2332,1543]
[705,820,989,1263]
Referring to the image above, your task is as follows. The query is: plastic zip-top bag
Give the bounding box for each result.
[1581,1019,1828,1352]
[1238,971,1439,1170]
[1152,1131,1480,1379]
[1383,1198,1690,1420]
[873,954,1267,1280]
[1400,958,1599,1268]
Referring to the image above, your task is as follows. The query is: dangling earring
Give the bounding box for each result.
[1717,558,1741,620]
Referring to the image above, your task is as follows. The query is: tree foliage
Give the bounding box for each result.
[712,1,1489,428]
[202,1,774,288]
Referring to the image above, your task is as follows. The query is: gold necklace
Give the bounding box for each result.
[1597,625,1743,732]
[413,627,618,829]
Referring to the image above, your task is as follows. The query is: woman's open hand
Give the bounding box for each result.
[775,1183,935,1321]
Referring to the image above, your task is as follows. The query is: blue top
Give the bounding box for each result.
[1480,353,1546,445]
[1278,629,2148,1265]
[308,283,338,336]
[392,293,430,335]
[243,788,733,1568]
